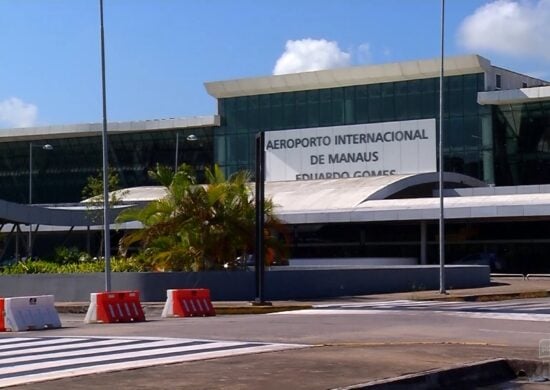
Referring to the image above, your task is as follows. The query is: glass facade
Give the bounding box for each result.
[0,127,213,204]
[216,73,490,182]
[292,220,550,273]
[492,101,550,185]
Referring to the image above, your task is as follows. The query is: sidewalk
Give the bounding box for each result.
[55,276,550,314]
[12,342,539,390]
[368,276,550,302]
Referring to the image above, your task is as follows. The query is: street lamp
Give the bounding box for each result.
[28,142,54,259]
[174,133,198,172]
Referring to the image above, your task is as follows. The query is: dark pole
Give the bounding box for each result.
[99,0,111,292]
[439,0,446,294]
[254,131,266,304]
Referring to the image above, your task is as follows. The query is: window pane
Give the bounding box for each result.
[320,89,332,126]
[270,93,283,130]
[355,85,369,123]
[381,83,395,121]
[332,87,344,125]
[295,91,308,128]
[344,86,355,124]
[368,84,381,122]
[283,92,296,128]
[307,90,320,127]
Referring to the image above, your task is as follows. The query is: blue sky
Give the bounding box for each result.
[1,0,549,128]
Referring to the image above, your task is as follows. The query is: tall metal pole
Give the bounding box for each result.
[99,0,111,292]
[439,0,446,294]
[254,131,266,303]
[28,142,33,259]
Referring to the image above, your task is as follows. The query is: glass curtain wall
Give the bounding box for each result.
[493,101,550,185]
[0,127,213,204]
[216,73,488,181]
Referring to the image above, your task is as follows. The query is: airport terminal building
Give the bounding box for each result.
[2,54,550,272]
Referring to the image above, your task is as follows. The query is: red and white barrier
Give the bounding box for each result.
[162,288,216,318]
[1,295,61,332]
[85,290,146,323]
[0,298,5,332]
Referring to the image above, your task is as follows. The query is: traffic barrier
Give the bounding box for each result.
[0,298,5,332]
[85,290,146,324]
[161,289,216,318]
[1,295,61,332]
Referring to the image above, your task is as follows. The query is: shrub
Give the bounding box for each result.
[0,256,150,274]
[52,246,92,264]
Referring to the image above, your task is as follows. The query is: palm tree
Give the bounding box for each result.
[117,164,287,271]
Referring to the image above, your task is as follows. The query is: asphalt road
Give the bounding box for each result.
[3,297,550,389]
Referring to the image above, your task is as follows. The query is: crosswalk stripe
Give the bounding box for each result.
[517,307,550,312]
[0,337,40,345]
[449,312,550,322]
[273,298,550,321]
[0,337,90,351]
[0,336,306,388]
[0,340,149,364]
[0,341,248,376]
[0,339,190,366]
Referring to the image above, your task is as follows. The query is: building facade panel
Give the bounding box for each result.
[0,127,213,204]
[217,73,491,183]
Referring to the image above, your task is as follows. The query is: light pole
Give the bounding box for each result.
[28,142,54,259]
[174,133,198,172]
[99,0,111,292]
[439,0,446,294]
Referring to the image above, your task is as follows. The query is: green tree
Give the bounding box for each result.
[82,168,126,207]
[116,164,287,271]
[82,169,128,256]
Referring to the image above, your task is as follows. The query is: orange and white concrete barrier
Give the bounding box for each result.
[85,290,146,324]
[0,295,61,332]
[0,298,5,332]
[162,288,216,318]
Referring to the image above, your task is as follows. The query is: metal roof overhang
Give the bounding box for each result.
[266,172,485,212]
[0,199,124,226]
[478,85,550,105]
[205,55,490,98]
[5,172,549,228]
[264,173,550,225]
[278,193,550,225]
[0,116,220,142]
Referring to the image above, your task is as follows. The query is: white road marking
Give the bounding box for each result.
[273,299,550,322]
[478,328,550,335]
[0,336,306,388]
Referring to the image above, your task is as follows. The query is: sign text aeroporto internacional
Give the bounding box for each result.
[264,119,436,182]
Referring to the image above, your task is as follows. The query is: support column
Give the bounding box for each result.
[481,114,495,184]
[420,221,427,265]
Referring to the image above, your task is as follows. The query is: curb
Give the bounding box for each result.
[413,290,550,302]
[334,358,550,389]
[55,303,312,315]
[334,358,516,389]
[213,305,312,315]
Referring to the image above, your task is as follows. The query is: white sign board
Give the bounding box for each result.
[265,119,436,182]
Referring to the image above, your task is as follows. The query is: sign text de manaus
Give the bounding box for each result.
[264,119,436,182]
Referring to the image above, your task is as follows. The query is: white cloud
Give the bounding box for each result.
[273,38,351,75]
[458,0,550,61]
[0,97,38,128]
[357,43,372,64]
